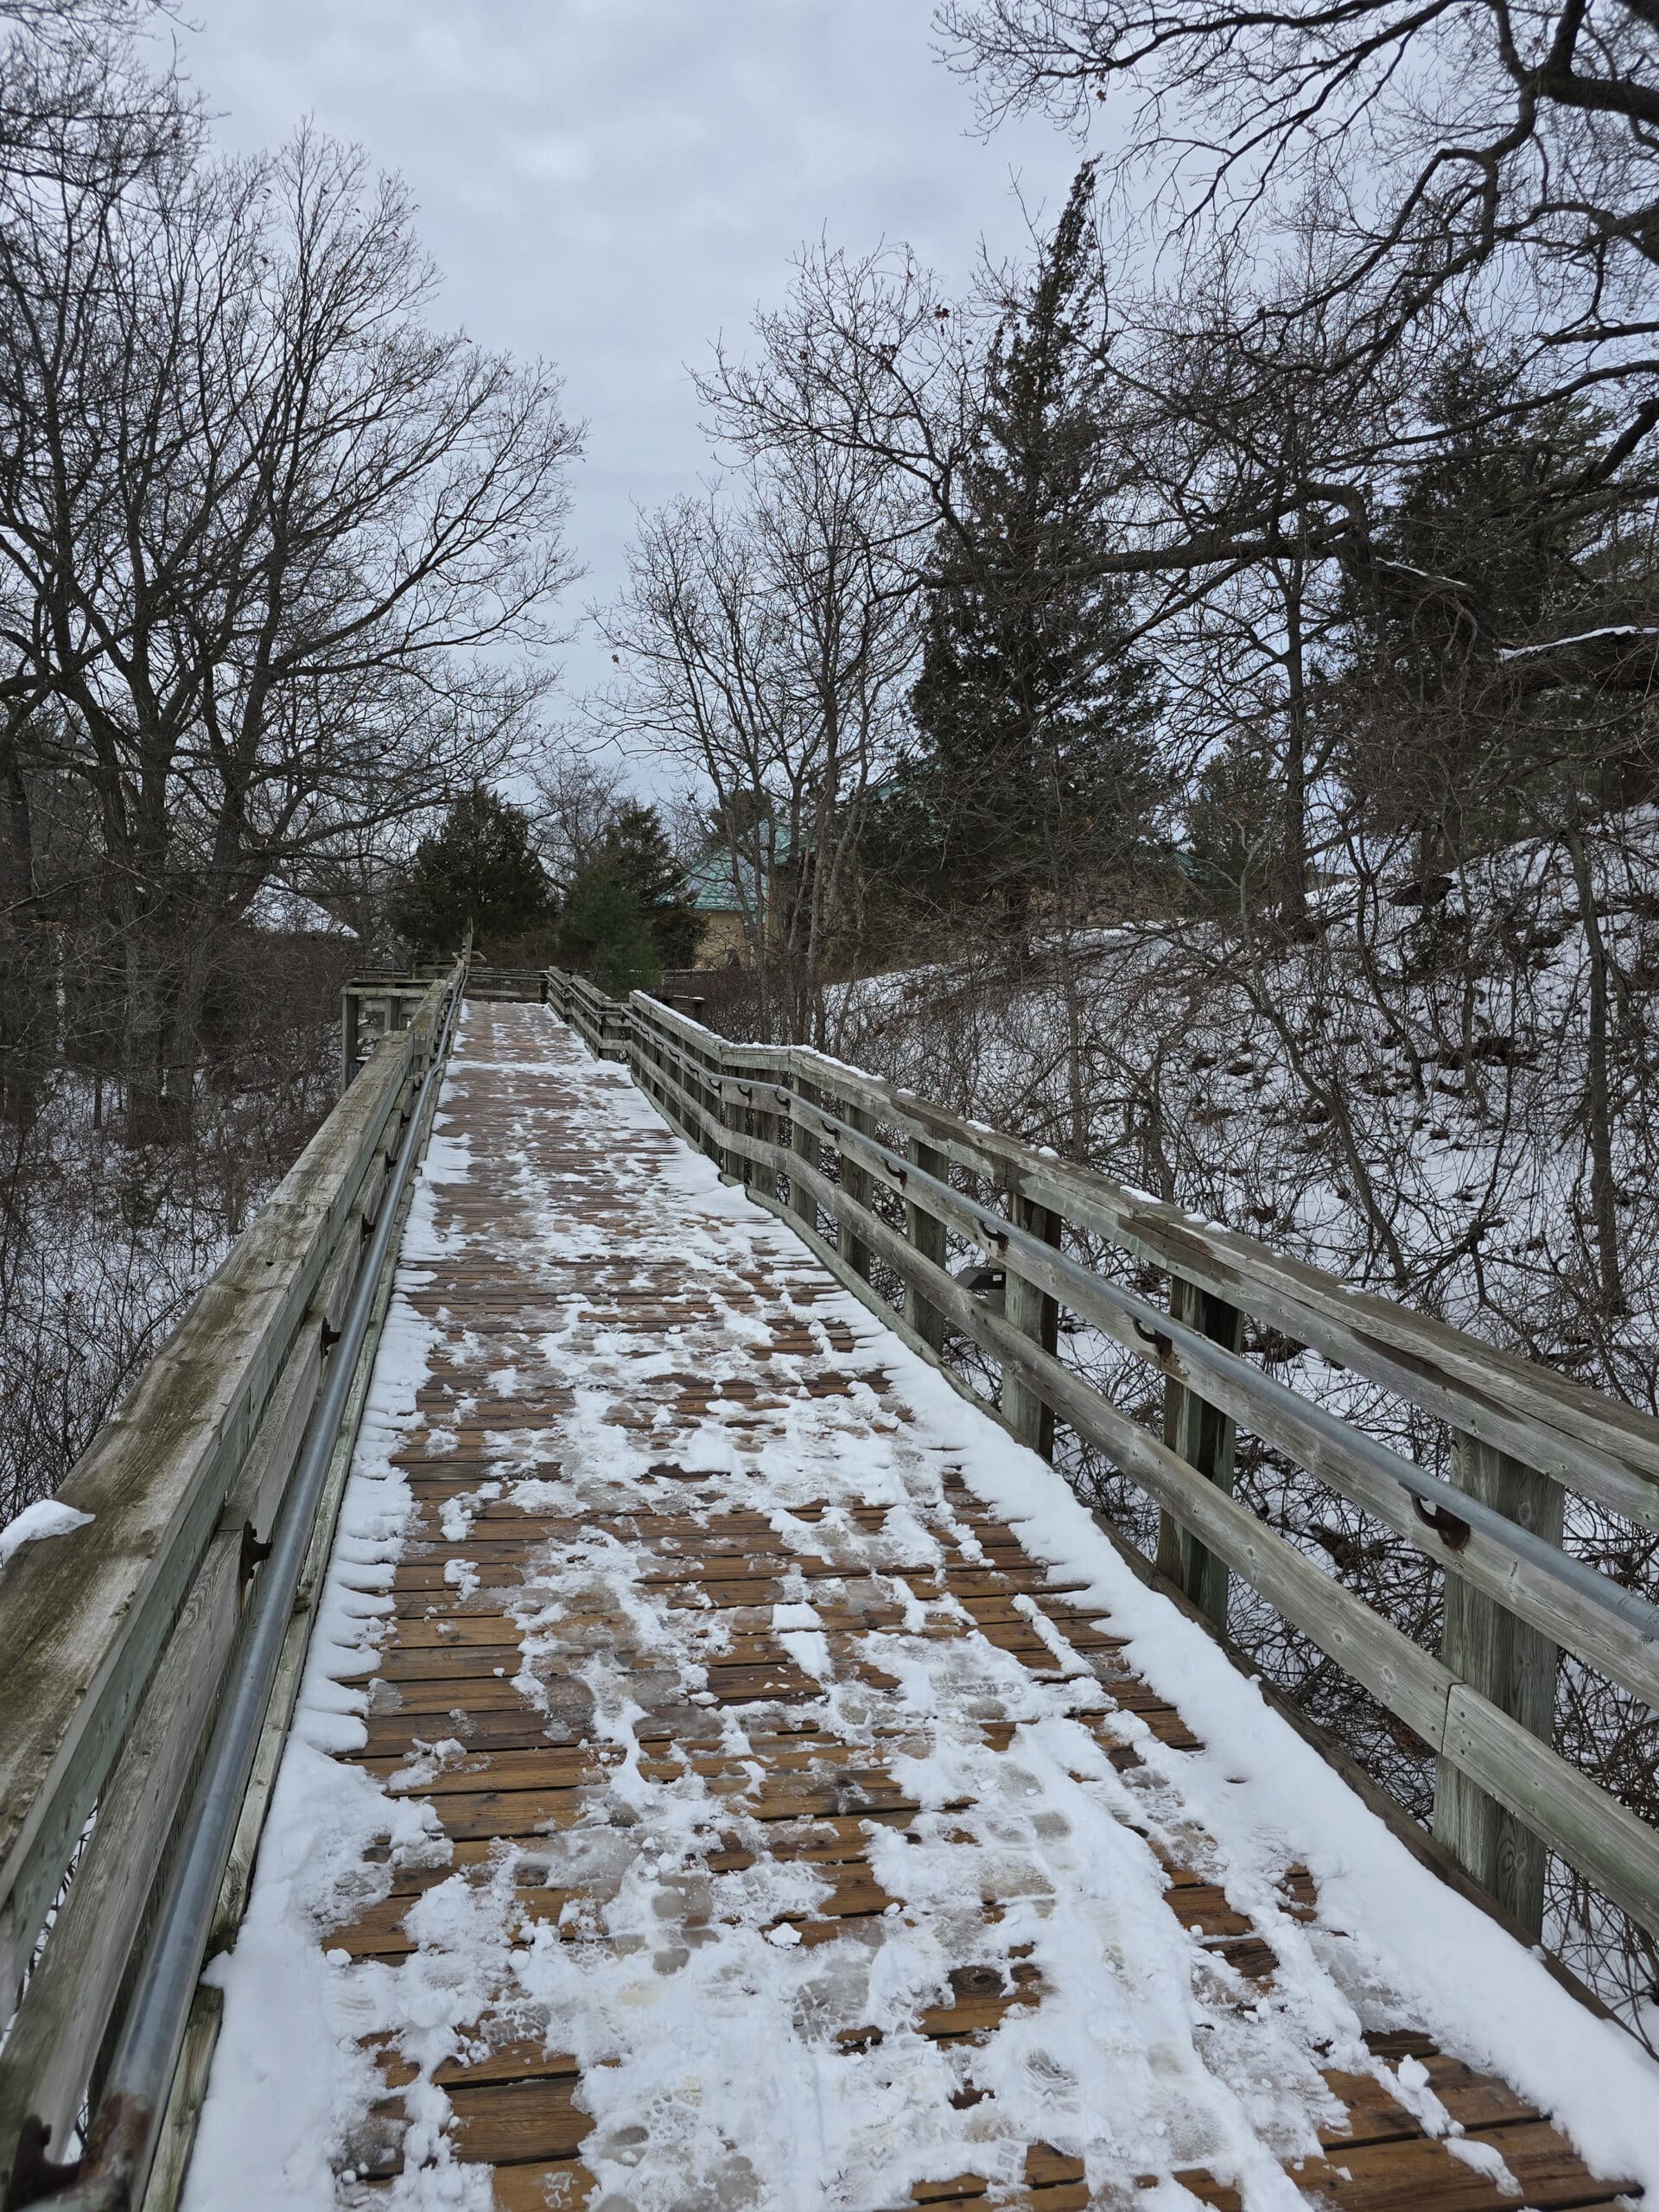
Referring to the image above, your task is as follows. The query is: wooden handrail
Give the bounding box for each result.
[545,968,1659,1950]
[0,957,466,2186]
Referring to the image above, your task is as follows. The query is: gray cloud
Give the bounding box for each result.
[190,0,1077,771]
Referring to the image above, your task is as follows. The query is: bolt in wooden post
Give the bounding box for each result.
[905,1137,949,1357]
[1154,1274,1243,1631]
[1433,1437,1564,1937]
[841,1103,875,1281]
[1002,1198,1060,1459]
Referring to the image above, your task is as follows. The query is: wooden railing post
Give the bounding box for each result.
[790,1077,818,1233]
[747,1080,772,1198]
[905,1138,949,1357]
[339,988,359,1096]
[1003,1198,1060,1459]
[698,1041,721,1168]
[718,1072,745,1182]
[841,1103,875,1281]
[1433,1438,1564,1936]
[1154,1274,1243,1631]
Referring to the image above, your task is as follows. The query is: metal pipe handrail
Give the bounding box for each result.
[37,972,462,2211]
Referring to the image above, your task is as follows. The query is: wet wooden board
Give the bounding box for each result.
[289,1005,1637,2212]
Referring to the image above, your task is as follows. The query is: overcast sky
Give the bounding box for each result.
[186,1,1080,789]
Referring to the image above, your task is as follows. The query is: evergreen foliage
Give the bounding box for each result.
[899,162,1165,934]
[559,863,663,996]
[555,801,702,993]
[392,785,554,956]
[1341,356,1652,855]
[601,804,705,970]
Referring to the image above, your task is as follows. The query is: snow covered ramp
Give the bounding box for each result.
[188,1002,1656,2212]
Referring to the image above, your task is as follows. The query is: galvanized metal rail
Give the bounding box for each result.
[0,957,466,2211]
[545,965,1659,1953]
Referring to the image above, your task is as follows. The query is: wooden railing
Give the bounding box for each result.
[0,958,465,2207]
[543,969,1659,1956]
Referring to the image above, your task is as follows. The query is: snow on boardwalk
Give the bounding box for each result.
[188,1003,1658,2212]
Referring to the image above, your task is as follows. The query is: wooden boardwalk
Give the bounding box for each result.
[291,1006,1637,2210]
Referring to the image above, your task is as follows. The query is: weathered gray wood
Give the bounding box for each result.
[1433,1439,1565,1936]
[905,1136,949,1357]
[777,1093,1659,1713]
[791,1078,821,1232]
[147,1027,453,2212]
[142,1986,222,2212]
[0,971,453,2014]
[0,1529,243,2157]
[339,988,359,1095]
[772,1128,1659,1938]
[574,988,1659,1941]
[1002,1199,1059,1459]
[781,1045,1659,1522]
[719,1075,746,1182]
[1155,1275,1243,1631]
[841,1103,876,1281]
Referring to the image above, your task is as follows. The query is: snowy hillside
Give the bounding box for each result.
[828,818,1659,2030]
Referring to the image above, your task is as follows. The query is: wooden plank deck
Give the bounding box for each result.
[292,1006,1637,2211]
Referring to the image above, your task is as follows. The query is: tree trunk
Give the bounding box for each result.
[1565,822,1624,1317]
[0,724,43,1123]
[1280,561,1311,925]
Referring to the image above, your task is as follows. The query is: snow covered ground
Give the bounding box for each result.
[828,821,1659,2016]
[185,1005,1659,2210]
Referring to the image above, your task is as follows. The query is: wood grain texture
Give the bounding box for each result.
[0,972,454,2019]
[621,1027,1659,1936]
[270,1000,1636,2212]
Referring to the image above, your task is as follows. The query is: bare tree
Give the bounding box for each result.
[531,741,632,893]
[941,0,1659,571]
[0,124,580,1132]
[597,433,918,1043]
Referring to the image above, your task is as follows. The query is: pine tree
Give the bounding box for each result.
[558,863,664,996]
[1341,351,1633,861]
[599,804,704,970]
[906,162,1164,939]
[555,803,703,992]
[392,785,553,955]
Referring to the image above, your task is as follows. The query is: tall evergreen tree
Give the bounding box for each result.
[906,162,1165,938]
[1341,351,1656,862]
[555,802,702,991]
[557,863,664,996]
[392,785,553,955]
[600,804,704,970]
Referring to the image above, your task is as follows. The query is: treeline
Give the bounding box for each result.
[588,1,1659,1051]
[392,776,701,998]
[0,0,579,1145]
[0,0,578,1530]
